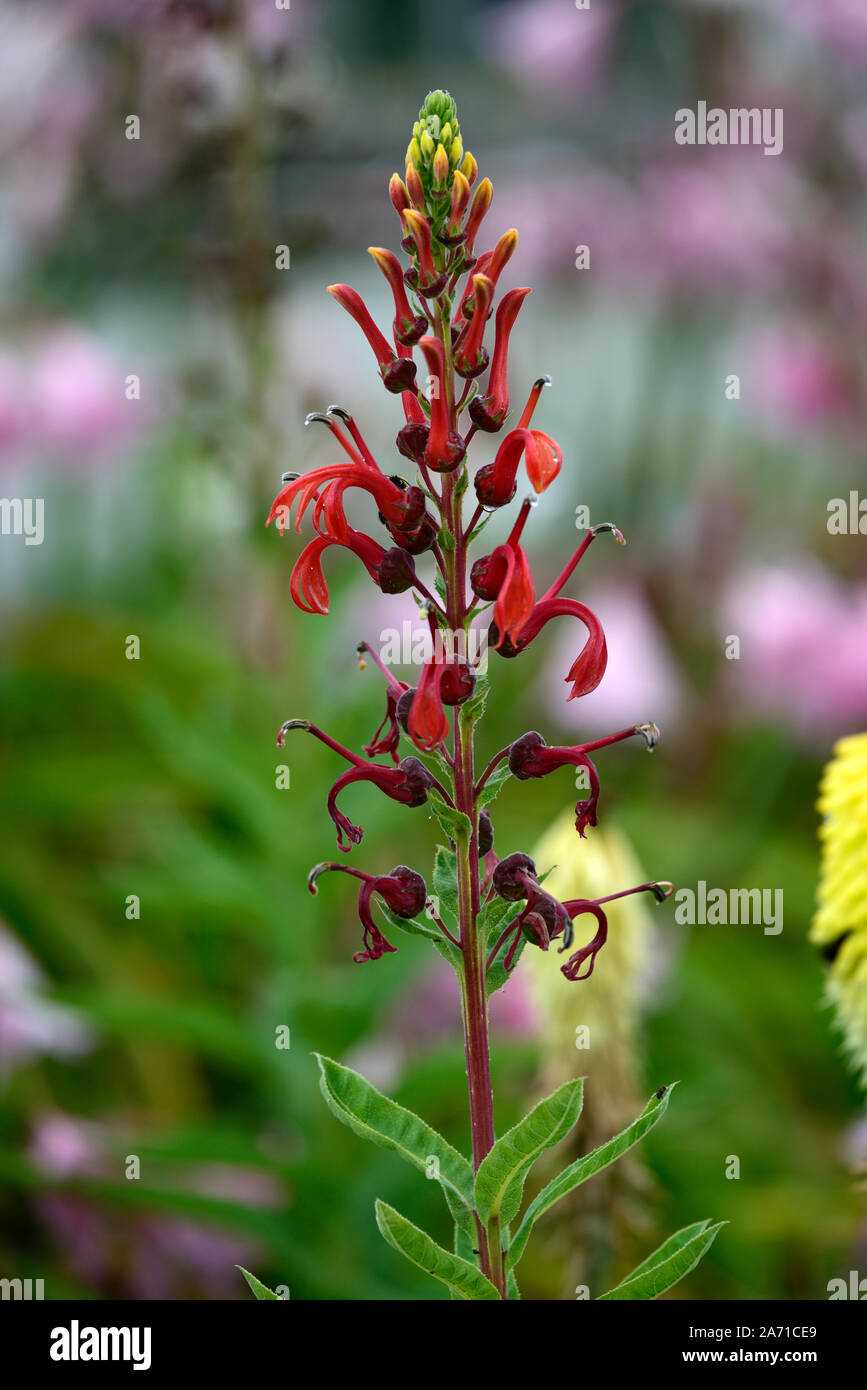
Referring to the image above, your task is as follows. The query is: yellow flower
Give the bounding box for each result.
[811,731,867,1087]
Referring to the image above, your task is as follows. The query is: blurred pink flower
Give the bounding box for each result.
[0,925,93,1072]
[0,326,149,472]
[538,581,684,736]
[30,1111,276,1298]
[750,324,861,435]
[721,563,867,739]
[790,0,867,67]
[480,0,617,94]
[30,328,141,457]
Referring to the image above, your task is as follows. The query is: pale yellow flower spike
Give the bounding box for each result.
[812,731,867,1088]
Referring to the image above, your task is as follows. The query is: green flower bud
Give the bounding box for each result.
[420,129,435,161]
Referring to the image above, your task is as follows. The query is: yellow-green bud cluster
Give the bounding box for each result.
[406,89,473,208]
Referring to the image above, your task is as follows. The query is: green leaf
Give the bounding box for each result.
[598,1220,725,1300]
[459,675,489,725]
[237,1266,280,1300]
[316,1054,475,1234]
[432,845,460,922]
[427,789,472,843]
[478,760,513,807]
[377,903,462,973]
[507,1084,676,1268]
[474,1078,585,1229]
[482,898,524,996]
[375,1200,500,1301]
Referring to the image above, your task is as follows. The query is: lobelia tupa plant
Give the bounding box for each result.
[243,91,722,1302]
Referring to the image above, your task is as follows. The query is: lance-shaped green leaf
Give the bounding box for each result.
[598,1219,725,1300]
[316,1054,475,1233]
[507,1083,676,1269]
[474,1077,584,1229]
[432,845,460,922]
[237,1266,280,1300]
[375,1200,501,1301]
[427,789,472,843]
[376,903,461,973]
[481,897,524,996]
[477,760,513,807]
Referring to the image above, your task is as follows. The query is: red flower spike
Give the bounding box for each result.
[463,177,493,255]
[327,284,417,394]
[490,596,608,700]
[455,274,494,379]
[469,288,531,431]
[368,247,428,346]
[418,336,466,472]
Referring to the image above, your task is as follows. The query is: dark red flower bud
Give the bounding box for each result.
[396,421,429,465]
[376,546,417,594]
[387,514,438,555]
[396,686,416,732]
[478,807,494,856]
[492,851,537,901]
[378,864,428,919]
[439,659,476,706]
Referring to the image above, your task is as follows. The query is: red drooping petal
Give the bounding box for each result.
[523,430,562,494]
[492,542,536,647]
[408,659,450,752]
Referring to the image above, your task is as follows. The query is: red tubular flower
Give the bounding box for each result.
[290,529,385,616]
[389,172,410,217]
[463,177,493,256]
[473,426,562,507]
[484,229,518,293]
[469,288,531,431]
[368,247,428,346]
[308,860,427,964]
[401,209,448,298]
[471,541,535,648]
[560,881,673,980]
[490,596,608,700]
[278,719,444,851]
[327,284,418,394]
[418,336,466,472]
[508,724,659,835]
[357,641,409,764]
[454,274,494,378]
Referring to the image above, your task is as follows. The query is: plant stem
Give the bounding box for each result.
[436,294,507,1299]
